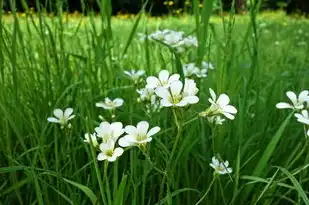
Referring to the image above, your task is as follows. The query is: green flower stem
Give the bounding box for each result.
[158,108,183,204]
[104,161,112,205]
[89,144,107,205]
[195,176,216,205]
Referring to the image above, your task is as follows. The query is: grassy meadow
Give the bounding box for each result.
[1,3,309,205]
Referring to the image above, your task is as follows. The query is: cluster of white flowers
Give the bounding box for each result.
[199,88,238,125]
[183,61,214,79]
[143,70,200,107]
[138,29,198,53]
[83,121,160,162]
[276,90,309,137]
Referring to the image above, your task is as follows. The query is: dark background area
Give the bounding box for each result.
[2,0,309,16]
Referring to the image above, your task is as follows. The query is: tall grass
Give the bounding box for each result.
[1,0,309,204]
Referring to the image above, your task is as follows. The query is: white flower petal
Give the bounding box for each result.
[209,88,217,101]
[114,147,124,157]
[147,126,160,137]
[97,153,107,161]
[114,98,124,107]
[64,108,73,118]
[160,98,173,107]
[286,91,297,104]
[53,109,63,118]
[222,105,238,114]
[137,121,149,136]
[125,125,137,136]
[276,102,293,109]
[155,87,170,99]
[146,76,160,89]
[299,90,309,101]
[47,117,59,123]
[108,155,117,162]
[170,80,183,96]
[217,94,230,106]
[175,99,188,107]
[184,96,199,104]
[223,112,235,120]
[159,70,169,82]
[169,74,180,83]
[118,137,133,147]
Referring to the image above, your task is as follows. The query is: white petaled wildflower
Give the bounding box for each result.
[96,97,124,110]
[163,31,184,45]
[47,108,75,127]
[294,110,309,125]
[195,68,207,78]
[137,88,156,102]
[178,36,198,48]
[84,133,99,147]
[202,61,215,71]
[118,121,160,147]
[155,79,199,107]
[150,29,171,41]
[124,69,145,82]
[200,88,237,120]
[146,70,180,89]
[210,156,232,175]
[97,140,124,162]
[276,90,309,111]
[183,63,199,78]
[95,122,124,143]
[207,116,226,125]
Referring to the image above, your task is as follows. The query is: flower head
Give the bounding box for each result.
[96,97,124,110]
[200,88,237,120]
[95,122,124,143]
[294,110,309,125]
[84,133,99,147]
[155,79,199,107]
[47,108,75,128]
[210,156,232,175]
[183,63,199,78]
[146,70,180,89]
[207,116,226,125]
[118,121,160,147]
[276,90,309,111]
[124,69,145,82]
[97,140,124,162]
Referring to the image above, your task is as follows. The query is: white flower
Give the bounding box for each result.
[207,116,226,125]
[137,88,156,101]
[163,31,184,45]
[294,110,309,125]
[118,121,160,147]
[95,122,124,143]
[84,133,99,147]
[183,63,199,77]
[96,97,124,110]
[210,156,232,175]
[150,29,171,41]
[200,88,237,120]
[124,69,145,82]
[178,36,198,48]
[97,140,124,162]
[155,79,199,107]
[47,108,75,127]
[276,91,309,110]
[195,69,207,78]
[202,61,214,71]
[146,70,180,89]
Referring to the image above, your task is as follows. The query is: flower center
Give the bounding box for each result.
[59,117,67,125]
[136,134,147,142]
[168,94,183,104]
[106,149,114,157]
[216,166,225,172]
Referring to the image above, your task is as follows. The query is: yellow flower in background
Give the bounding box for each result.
[169,1,174,6]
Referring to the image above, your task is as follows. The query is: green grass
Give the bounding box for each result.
[1,2,309,204]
